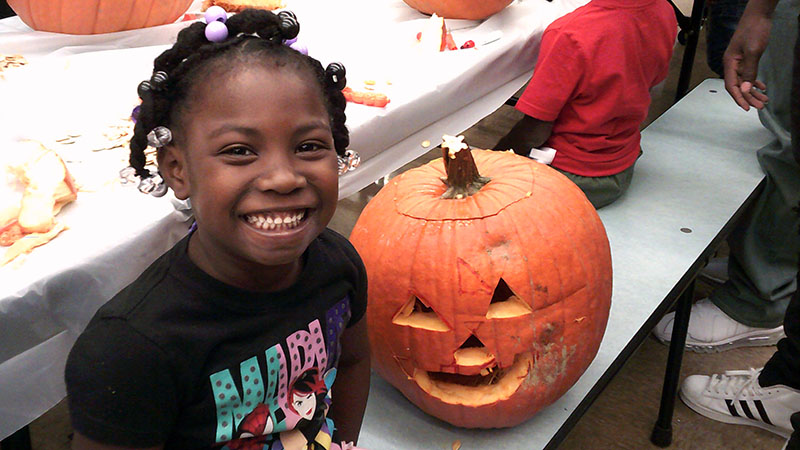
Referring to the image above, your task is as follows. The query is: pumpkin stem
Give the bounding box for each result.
[440,135,491,199]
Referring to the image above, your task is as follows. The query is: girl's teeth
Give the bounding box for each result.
[245,211,305,230]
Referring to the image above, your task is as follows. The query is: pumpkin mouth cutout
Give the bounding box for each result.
[412,352,533,406]
[426,363,509,387]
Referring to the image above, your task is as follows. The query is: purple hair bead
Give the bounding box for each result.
[205,20,229,42]
[131,104,141,123]
[283,37,298,46]
[289,41,308,55]
[204,5,227,23]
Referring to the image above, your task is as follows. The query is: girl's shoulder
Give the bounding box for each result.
[316,228,363,266]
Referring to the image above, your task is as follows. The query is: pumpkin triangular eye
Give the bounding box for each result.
[487,278,532,319]
[392,295,451,331]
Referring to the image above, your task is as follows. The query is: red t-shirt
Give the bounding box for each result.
[516,0,677,176]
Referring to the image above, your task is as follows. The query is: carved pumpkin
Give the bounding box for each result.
[349,137,612,428]
[7,0,193,35]
[402,0,513,20]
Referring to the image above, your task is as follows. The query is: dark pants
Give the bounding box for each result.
[760,14,800,448]
[554,163,635,209]
[759,272,800,390]
[706,0,749,77]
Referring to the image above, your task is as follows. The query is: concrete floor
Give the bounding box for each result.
[14,21,788,450]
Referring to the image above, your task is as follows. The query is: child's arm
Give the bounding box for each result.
[328,317,371,445]
[494,114,554,156]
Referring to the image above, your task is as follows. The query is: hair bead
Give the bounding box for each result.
[131,104,141,123]
[325,62,346,90]
[150,71,169,91]
[205,20,229,42]
[337,149,360,175]
[146,126,173,148]
[137,171,166,195]
[137,80,151,99]
[289,41,308,55]
[277,10,299,40]
[204,5,227,24]
[119,166,138,184]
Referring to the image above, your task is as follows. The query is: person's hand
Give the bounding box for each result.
[722,6,773,110]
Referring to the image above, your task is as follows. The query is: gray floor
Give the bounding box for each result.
[18,29,787,450]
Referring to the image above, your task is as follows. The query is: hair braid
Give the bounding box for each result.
[327,84,349,154]
[128,8,350,181]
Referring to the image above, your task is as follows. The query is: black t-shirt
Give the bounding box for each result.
[65,228,367,449]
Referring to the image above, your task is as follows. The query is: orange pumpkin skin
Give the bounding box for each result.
[8,0,193,35]
[402,0,513,20]
[350,150,612,428]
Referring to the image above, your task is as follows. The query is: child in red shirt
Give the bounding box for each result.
[495,0,677,208]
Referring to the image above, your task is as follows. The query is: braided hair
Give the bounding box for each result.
[130,9,349,180]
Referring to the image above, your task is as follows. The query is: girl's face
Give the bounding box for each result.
[291,391,316,420]
[164,64,339,291]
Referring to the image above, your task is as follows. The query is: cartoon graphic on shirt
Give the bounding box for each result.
[214,297,351,450]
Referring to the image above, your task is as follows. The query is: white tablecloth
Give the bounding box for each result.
[0,0,589,439]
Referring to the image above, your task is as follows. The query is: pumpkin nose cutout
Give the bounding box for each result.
[392,296,450,331]
[459,335,485,349]
[453,335,496,373]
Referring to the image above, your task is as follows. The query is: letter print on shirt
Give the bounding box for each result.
[210,296,352,450]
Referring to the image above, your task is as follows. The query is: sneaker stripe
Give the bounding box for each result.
[754,400,774,425]
[725,399,740,417]
[739,400,756,420]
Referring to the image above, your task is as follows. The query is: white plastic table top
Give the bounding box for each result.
[0,0,589,439]
[356,79,774,449]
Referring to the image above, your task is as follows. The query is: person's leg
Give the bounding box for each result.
[654,0,800,351]
[706,0,749,77]
[553,162,635,209]
[757,9,800,395]
[783,14,800,449]
[760,277,800,389]
[787,412,800,449]
[711,0,800,329]
[677,10,800,442]
[794,11,800,168]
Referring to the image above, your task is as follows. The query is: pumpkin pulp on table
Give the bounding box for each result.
[350,136,612,428]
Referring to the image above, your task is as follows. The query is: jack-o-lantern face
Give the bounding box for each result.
[350,146,611,428]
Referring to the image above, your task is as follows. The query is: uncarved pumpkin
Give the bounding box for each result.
[8,0,193,35]
[349,138,612,428]
[402,0,513,20]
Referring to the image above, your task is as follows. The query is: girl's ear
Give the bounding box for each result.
[158,145,191,200]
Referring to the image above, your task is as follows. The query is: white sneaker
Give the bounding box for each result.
[699,256,729,284]
[653,298,785,352]
[680,368,800,439]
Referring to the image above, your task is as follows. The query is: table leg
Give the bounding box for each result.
[0,426,32,450]
[651,278,696,447]
[675,0,707,102]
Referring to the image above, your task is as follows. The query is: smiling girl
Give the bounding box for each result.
[65,9,369,450]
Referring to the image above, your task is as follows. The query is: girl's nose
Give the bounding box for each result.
[253,153,307,194]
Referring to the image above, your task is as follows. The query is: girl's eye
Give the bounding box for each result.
[297,142,327,153]
[222,146,254,157]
